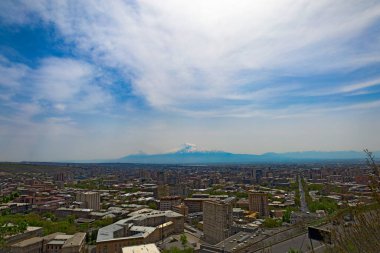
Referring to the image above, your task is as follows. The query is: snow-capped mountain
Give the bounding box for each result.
[173,143,200,153]
[171,143,223,154]
[110,144,379,164]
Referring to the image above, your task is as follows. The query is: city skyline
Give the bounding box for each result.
[1,1,380,161]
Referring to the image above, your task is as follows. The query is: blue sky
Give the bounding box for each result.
[0,0,380,161]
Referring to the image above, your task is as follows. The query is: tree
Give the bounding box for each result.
[90,230,98,244]
[283,207,297,223]
[180,234,188,248]
[0,221,28,249]
[148,202,158,210]
[326,150,380,252]
[66,215,75,224]
[263,217,282,228]
[364,149,380,177]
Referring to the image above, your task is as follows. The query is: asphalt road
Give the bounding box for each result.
[184,223,203,238]
[253,232,325,253]
[299,175,309,213]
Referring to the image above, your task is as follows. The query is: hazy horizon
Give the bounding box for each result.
[2,143,379,163]
[1,1,380,161]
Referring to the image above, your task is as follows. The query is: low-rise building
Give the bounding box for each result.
[5,226,43,247]
[122,244,160,253]
[173,203,189,217]
[10,237,43,253]
[96,209,184,253]
[10,232,86,253]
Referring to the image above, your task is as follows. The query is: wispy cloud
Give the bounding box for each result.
[340,78,380,93]
[295,77,380,97]
[1,0,379,115]
[1,1,380,160]
[0,55,113,124]
[0,56,30,88]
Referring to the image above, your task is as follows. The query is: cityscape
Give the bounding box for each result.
[0,150,379,253]
[1,1,380,253]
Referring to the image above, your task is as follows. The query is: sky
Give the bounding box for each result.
[0,0,380,161]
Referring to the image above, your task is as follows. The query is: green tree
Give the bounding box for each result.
[66,215,75,224]
[180,234,188,248]
[90,230,98,244]
[0,221,28,249]
[282,207,297,223]
[148,202,158,210]
[263,217,282,228]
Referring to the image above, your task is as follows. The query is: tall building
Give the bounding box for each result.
[159,196,181,211]
[248,191,269,217]
[157,185,170,198]
[203,198,234,244]
[76,192,100,211]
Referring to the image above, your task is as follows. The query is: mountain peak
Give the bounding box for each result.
[175,143,200,153]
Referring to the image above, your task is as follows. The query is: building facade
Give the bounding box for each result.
[76,192,100,211]
[203,198,233,244]
[10,233,86,253]
[159,196,181,211]
[248,191,269,217]
[96,209,184,253]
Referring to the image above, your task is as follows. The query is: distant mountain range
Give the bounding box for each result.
[98,143,379,164]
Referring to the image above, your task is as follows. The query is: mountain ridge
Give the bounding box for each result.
[111,144,380,164]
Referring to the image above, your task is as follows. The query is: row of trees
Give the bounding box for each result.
[294,178,301,207]
[302,178,338,214]
[327,150,380,252]
[0,192,19,203]
[0,212,115,249]
[0,221,28,248]
[0,213,113,237]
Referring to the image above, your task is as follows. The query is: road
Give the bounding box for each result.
[184,223,203,238]
[253,232,325,253]
[299,175,309,213]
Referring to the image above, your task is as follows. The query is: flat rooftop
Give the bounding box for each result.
[97,223,124,242]
[47,240,65,245]
[11,237,43,247]
[97,209,183,242]
[122,244,160,253]
[63,233,86,248]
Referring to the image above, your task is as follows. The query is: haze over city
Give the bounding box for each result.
[1,1,380,161]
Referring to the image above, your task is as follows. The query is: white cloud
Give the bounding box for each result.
[32,58,94,102]
[1,0,380,160]
[340,78,380,93]
[46,116,75,125]
[2,0,379,114]
[0,56,30,88]
[298,77,380,97]
[0,55,113,126]
[31,57,113,113]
